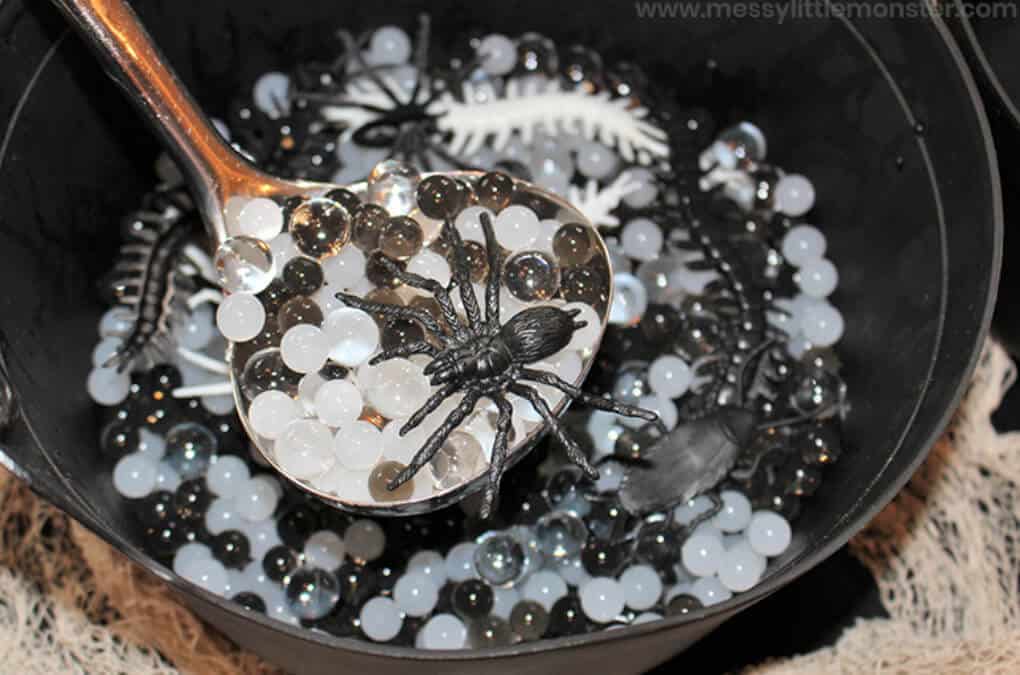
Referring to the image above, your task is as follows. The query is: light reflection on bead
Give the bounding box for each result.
[535,511,588,560]
[474,532,527,587]
[215,237,275,294]
[285,567,341,620]
[504,251,560,302]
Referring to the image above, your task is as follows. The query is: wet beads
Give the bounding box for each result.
[509,600,548,641]
[283,257,324,294]
[164,423,216,480]
[475,171,515,210]
[215,237,275,294]
[553,223,595,266]
[504,251,560,302]
[474,532,527,587]
[352,204,389,251]
[451,579,494,620]
[289,198,351,258]
[277,296,324,332]
[285,567,341,620]
[579,577,625,623]
[360,596,403,642]
[369,461,414,502]
[379,216,424,260]
[416,175,467,220]
[241,349,301,399]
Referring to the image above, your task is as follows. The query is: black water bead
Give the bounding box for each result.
[213,529,252,569]
[258,278,295,315]
[101,421,138,457]
[233,591,267,614]
[136,490,174,529]
[263,544,300,582]
[416,174,467,220]
[799,424,842,466]
[581,538,629,577]
[337,562,379,607]
[277,505,322,549]
[174,478,212,522]
[325,187,361,214]
[666,593,702,617]
[547,595,588,637]
[451,579,494,621]
[475,171,515,211]
[283,257,324,294]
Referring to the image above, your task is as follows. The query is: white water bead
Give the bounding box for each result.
[92,337,122,368]
[381,419,431,464]
[491,586,520,621]
[576,140,620,180]
[112,453,157,498]
[446,542,480,582]
[494,205,540,250]
[408,550,449,587]
[681,530,725,577]
[454,205,494,243]
[236,197,284,240]
[690,576,732,607]
[241,518,282,559]
[269,232,302,268]
[361,596,403,642]
[587,409,625,459]
[717,545,766,593]
[797,257,839,298]
[563,301,601,354]
[179,555,230,596]
[579,577,626,623]
[216,292,265,342]
[297,372,325,414]
[249,391,301,440]
[418,614,468,650]
[323,245,366,290]
[275,419,335,479]
[594,459,625,493]
[608,273,648,326]
[800,301,845,347]
[619,564,663,611]
[235,475,280,522]
[621,218,663,262]
[522,570,568,610]
[673,495,716,525]
[368,25,412,65]
[253,71,290,117]
[206,455,251,498]
[87,366,131,406]
[334,420,383,471]
[621,168,659,209]
[366,358,430,419]
[534,218,560,254]
[99,306,135,337]
[407,250,452,287]
[314,379,363,427]
[557,556,591,587]
[304,530,346,570]
[713,490,753,533]
[394,570,440,617]
[648,355,692,399]
[774,174,816,216]
[748,510,792,557]
[154,461,182,492]
[205,496,239,534]
[782,225,826,267]
[634,394,678,430]
[173,542,212,576]
[180,304,216,350]
[324,308,380,366]
[136,429,166,459]
[281,325,329,374]
[478,33,517,76]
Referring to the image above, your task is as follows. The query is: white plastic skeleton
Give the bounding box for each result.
[568,172,643,229]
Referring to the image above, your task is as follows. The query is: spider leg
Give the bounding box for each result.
[376,255,469,340]
[442,221,484,331]
[337,31,406,108]
[409,14,431,105]
[509,384,599,481]
[335,292,447,345]
[479,393,514,519]
[479,211,502,330]
[388,390,481,489]
[519,368,663,429]
[399,381,461,435]
[368,340,439,365]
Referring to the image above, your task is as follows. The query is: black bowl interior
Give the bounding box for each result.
[0,1,1000,673]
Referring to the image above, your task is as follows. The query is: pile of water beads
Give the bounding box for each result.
[87,21,847,649]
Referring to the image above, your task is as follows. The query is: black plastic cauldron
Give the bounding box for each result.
[0,1,1002,673]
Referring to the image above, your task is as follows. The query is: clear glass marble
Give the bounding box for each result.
[215,236,275,294]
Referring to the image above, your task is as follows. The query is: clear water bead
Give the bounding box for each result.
[236,197,284,240]
[215,236,275,294]
[474,532,527,587]
[713,490,753,533]
[619,564,663,611]
[365,358,430,420]
[314,378,363,427]
[113,453,157,498]
[608,273,648,326]
[748,510,792,557]
[368,160,420,216]
[249,391,301,440]
[216,292,266,342]
[504,251,561,302]
[344,519,386,563]
[774,174,816,217]
[478,34,517,76]
[797,258,839,298]
[281,324,330,374]
[522,570,568,610]
[285,567,341,620]
[334,420,382,471]
[781,225,826,267]
[324,308,380,366]
[275,419,335,480]
[206,455,251,498]
[393,570,440,617]
[681,530,725,577]
[495,205,540,250]
[418,614,468,650]
[360,596,403,642]
[648,355,692,398]
[717,545,765,592]
[535,511,588,560]
[621,218,663,262]
[579,577,625,623]
[235,475,280,522]
[165,423,216,480]
[303,530,346,570]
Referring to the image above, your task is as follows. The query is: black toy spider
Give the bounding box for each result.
[337,210,660,516]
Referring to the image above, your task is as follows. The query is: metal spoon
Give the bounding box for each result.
[54,0,622,515]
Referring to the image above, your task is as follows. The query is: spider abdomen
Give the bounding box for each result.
[500,306,582,364]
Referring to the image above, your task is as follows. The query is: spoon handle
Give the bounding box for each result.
[51,0,280,243]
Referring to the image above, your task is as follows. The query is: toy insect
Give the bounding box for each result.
[337,209,660,517]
